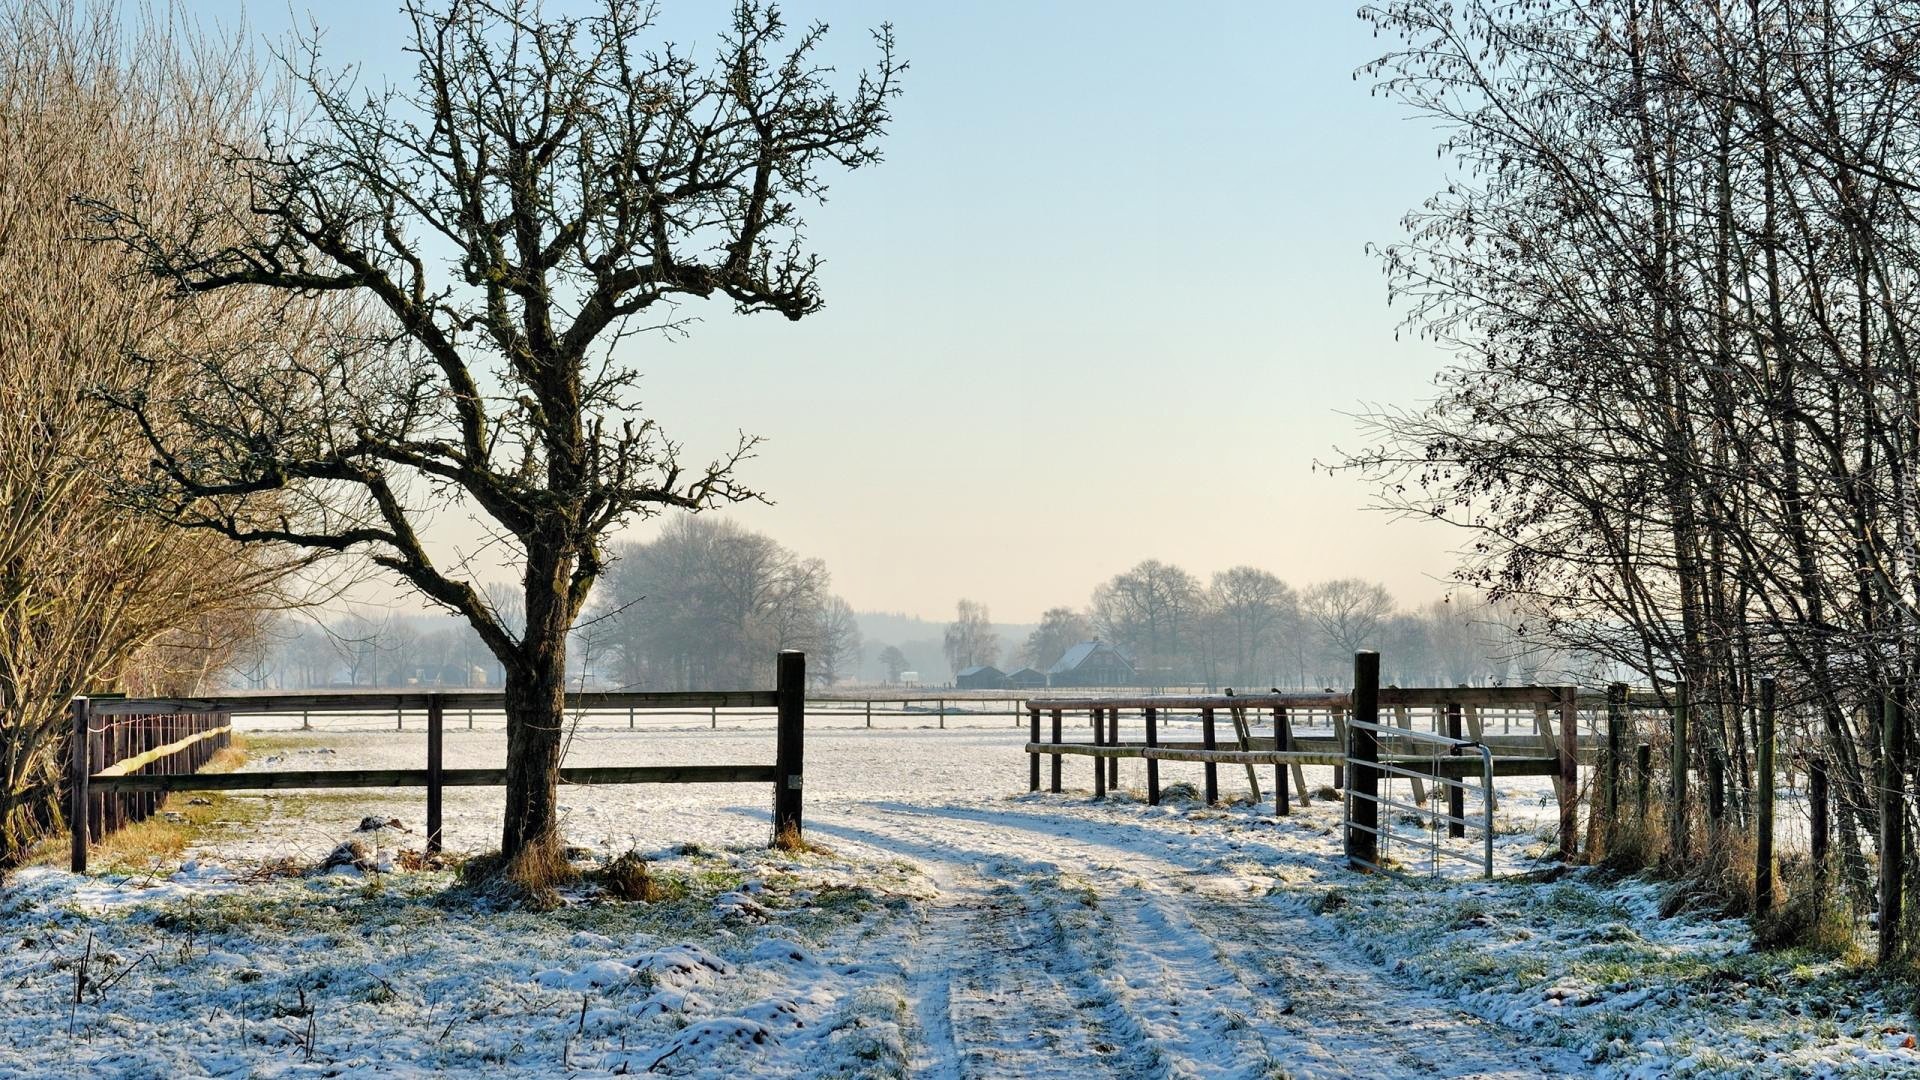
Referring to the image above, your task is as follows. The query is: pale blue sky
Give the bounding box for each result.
[185,0,1462,621]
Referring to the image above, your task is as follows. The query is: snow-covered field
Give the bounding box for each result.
[2,720,1914,1078]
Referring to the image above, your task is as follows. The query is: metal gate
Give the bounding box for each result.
[1343,718,1496,878]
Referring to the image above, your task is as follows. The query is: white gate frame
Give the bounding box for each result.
[1343,718,1496,879]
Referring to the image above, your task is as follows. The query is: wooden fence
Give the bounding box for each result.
[65,704,234,866]
[1023,655,1589,861]
[68,651,809,872]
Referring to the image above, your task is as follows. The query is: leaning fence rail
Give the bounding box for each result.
[68,652,809,873]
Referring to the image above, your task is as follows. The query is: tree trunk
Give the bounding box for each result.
[499,550,572,870]
[500,649,566,866]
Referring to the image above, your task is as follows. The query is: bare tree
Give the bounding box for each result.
[91,0,901,883]
[942,599,999,676]
[1021,607,1091,671]
[596,517,843,690]
[877,644,910,683]
[1205,567,1297,688]
[813,596,861,687]
[1300,579,1393,682]
[1091,560,1204,684]
[0,3,291,862]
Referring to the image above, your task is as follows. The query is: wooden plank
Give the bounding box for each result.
[1025,692,1351,711]
[89,764,781,793]
[1393,705,1426,804]
[1228,703,1260,800]
[92,725,233,777]
[92,689,783,716]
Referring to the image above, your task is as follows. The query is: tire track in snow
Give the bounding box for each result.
[904,858,1162,1078]
[818,801,1591,1080]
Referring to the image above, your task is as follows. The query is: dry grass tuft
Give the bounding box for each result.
[1754,856,1861,957]
[1661,823,1758,918]
[457,839,580,910]
[770,821,833,855]
[592,850,669,901]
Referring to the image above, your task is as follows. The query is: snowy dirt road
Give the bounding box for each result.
[188,723,1587,1077]
[810,798,1587,1080]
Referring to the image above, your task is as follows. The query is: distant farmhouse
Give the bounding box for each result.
[1046,640,1137,687]
[955,665,1007,690]
[1003,666,1048,690]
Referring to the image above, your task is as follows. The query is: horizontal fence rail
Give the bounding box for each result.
[69,652,811,873]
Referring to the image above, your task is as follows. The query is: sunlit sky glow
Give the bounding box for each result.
[186,0,1464,623]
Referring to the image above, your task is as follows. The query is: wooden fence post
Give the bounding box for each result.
[1332,708,1347,790]
[69,698,90,873]
[1879,686,1904,965]
[1810,756,1829,868]
[1050,709,1063,793]
[427,694,445,854]
[1606,682,1627,851]
[1755,676,1776,917]
[1145,706,1161,805]
[1274,706,1289,817]
[1446,700,1465,838]
[1092,708,1106,798]
[1636,742,1652,817]
[1201,706,1218,805]
[1558,686,1579,861]
[773,651,805,843]
[1670,681,1691,864]
[1028,707,1041,792]
[1108,708,1120,790]
[1346,651,1381,872]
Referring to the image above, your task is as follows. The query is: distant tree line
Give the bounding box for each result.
[913,560,1568,690]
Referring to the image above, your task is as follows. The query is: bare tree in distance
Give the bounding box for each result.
[877,644,910,684]
[1022,607,1091,672]
[812,597,862,687]
[1301,579,1394,681]
[1092,560,1204,685]
[942,599,999,676]
[90,0,902,888]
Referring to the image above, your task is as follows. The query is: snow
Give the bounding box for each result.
[0,715,1911,1077]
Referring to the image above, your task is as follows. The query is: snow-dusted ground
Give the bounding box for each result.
[2,719,1913,1078]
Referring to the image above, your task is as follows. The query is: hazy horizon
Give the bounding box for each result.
[189,0,1466,625]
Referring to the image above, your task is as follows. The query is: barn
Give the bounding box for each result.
[955,665,1008,690]
[1045,641,1137,688]
[1003,666,1048,690]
